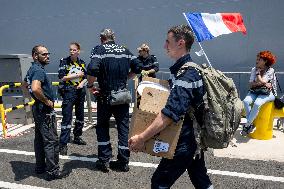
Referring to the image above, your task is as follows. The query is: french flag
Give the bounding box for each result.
[183,13,247,42]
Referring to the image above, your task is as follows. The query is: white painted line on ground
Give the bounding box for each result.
[207,169,284,183]
[8,124,34,136]
[0,149,34,156]
[0,124,34,139]
[129,161,158,168]
[1,148,284,183]
[82,124,94,132]
[59,154,98,162]
[0,181,50,189]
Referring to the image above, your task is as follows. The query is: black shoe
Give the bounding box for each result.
[73,136,87,145]
[59,145,68,155]
[96,160,109,173]
[46,171,69,181]
[240,125,255,136]
[35,168,45,174]
[247,125,256,133]
[109,160,129,172]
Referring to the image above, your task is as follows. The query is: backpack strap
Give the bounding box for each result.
[179,62,208,158]
[188,106,202,159]
[182,62,204,70]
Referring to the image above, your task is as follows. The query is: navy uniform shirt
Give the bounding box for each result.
[138,55,159,78]
[58,56,86,87]
[161,54,205,155]
[87,41,141,93]
[25,62,55,102]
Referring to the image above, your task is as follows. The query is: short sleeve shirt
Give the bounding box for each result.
[249,67,275,83]
[25,62,54,102]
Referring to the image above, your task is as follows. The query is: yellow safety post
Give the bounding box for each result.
[0,103,7,138]
[250,101,284,140]
[0,83,21,138]
[0,84,10,138]
[250,102,274,140]
[0,81,68,137]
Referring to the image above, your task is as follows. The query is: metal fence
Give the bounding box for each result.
[47,72,284,101]
[156,71,284,99]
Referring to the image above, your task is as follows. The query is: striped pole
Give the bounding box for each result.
[0,84,10,138]
[5,99,35,113]
[0,83,21,138]
[0,81,73,137]
[0,103,6,138]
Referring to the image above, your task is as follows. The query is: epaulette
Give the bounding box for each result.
[176,68,187,77]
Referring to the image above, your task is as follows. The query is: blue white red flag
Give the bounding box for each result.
[183,13,247,42]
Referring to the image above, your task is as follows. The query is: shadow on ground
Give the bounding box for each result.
[10,161,45,181]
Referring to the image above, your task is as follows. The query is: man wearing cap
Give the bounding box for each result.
[87,28,141,173]
[137,43,159,81]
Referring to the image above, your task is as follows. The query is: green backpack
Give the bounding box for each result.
[181,62,243,151]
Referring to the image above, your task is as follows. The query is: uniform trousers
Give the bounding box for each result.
[32,102,60,175]
[96,97,130,164]
[60,87,85,145]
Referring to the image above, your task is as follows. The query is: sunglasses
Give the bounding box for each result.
[38,52,50,56]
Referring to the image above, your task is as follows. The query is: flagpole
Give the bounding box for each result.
[183,13,212,67]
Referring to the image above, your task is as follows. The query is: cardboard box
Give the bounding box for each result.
[129,77,183,159]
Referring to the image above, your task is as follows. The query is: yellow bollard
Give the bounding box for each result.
[0,104,7,138]
[249,102,274,140]
[0,84,9,138]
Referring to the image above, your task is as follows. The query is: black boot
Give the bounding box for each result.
[73,136,87,145]
[109,160,129,172]
[59,145,68,155]
[240,124,255,136]
[46,170,69,181]
[96,160,109,173]
[35,168,46,174]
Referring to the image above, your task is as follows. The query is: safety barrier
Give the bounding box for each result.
[0,83,23,138]
[0,82,60,138]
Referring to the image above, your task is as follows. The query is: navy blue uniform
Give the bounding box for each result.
[138,54,159,78]
[151,54,212,189]
[58,56,86,146]
[25,62,59,176]
[87,41,141,164]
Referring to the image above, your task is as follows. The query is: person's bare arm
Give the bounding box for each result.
[62,71,84,81]
[77,79,87,89]
[147,69,156,74]
[21,81,29,92]
[249,81,264,89]
[128,71,136,80]
[31,80,53,107]
[87,75,96,86]
[250,72,269,89]
[128,112,173,152]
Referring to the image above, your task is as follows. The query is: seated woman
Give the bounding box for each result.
[241,51,277,136]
